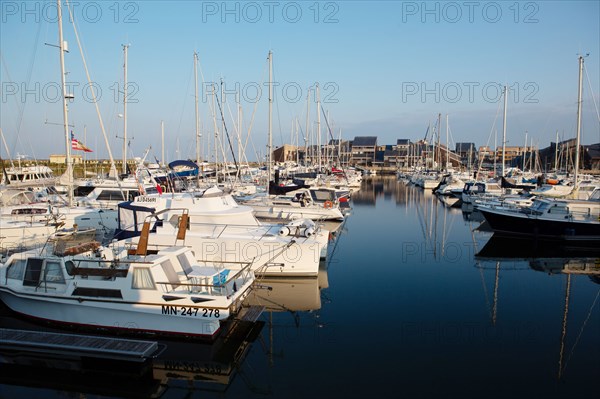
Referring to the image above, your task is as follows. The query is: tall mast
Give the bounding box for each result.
[295,118,300,165]
[237,92,242,167]
[83,125,87,176]
[267,51,273,184]
[57,0,73,206]
[122,44,129,175]
[494,129,497,176]
[501,85,508,177]
[437,113,441,171]
[522,131,527,171]
[304,87,311,166]
[316,83,321,169]
[161,120,165,167]
[194,52,200,168]
[445,114,449,171]
[554,130,559,172]
[573,55,584,190]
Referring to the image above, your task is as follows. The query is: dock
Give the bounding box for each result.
[0,328,160,362]
[236,305,264,323]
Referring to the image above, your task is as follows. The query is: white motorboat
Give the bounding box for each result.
[241,188,345,222]
[0,229,256,339]
[0,189,117,255]
[114,186,329,277]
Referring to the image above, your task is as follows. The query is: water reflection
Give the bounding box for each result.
[1,177,598,398]
[0,302,264,397]
[474,235,600,382]
[247,267,329,313]
[476,235,600,260]
[352,176,421,205]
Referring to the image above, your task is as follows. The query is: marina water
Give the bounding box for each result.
[1,176,598,398]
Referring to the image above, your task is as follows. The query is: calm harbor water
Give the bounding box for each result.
[1,176,599,398]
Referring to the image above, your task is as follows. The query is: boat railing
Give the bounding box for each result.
[156,258,255,298]
[185,221,283,241]
[565,207,600,220]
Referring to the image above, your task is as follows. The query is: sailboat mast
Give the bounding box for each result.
[305,88,310,167]
[57,0,73,206]
[522,132,527,171]
[445,114,449,171]
[122,44,129,175]
[267,51,273,184]
[493,129,497,175]
[316,83,321,170]
[194,52,200,168]
[437,113,441,171]
[554,130,558,172]
[296,118,300,165]
[501,85,508,177]
[161,120,165,167]
[573,55,584,189]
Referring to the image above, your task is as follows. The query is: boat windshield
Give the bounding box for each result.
[530,200,551,213]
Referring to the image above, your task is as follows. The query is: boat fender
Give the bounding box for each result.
[304,227,315,237]
[278,226,291,236]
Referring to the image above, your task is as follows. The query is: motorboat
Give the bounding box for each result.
[114,186,329,277]
[0,228,256,339]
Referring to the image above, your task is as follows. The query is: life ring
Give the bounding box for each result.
[323,200,333,209]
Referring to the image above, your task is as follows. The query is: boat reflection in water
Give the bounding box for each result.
[246,265,329,314]
[0,304,264,397]
[476,234,600,261]
[475,234,600,380]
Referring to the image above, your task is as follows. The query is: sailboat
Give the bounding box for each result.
[478,57,600,243]
[0,0,118,254]
[241,53,345,222]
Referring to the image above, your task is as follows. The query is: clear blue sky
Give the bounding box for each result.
[1,1,599,162]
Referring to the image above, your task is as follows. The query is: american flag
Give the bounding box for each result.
[71,131,93,152]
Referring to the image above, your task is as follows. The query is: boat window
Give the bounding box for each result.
[11,208,47,215]
[177,253,193,276]
[311,190,333,202]
[65,260,75,276]
[97,190,128,201]
[23,258,44,286]
[160,260,180,290]
[531,201,550,212]
[6,259,26,280]
[43,260,65,284]
[132,267,156,289]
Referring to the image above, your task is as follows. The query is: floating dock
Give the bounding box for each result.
[0,328,160,362]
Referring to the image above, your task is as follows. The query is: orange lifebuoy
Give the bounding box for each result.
[323,200,333,209]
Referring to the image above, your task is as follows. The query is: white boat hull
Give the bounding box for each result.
[0,289,223,337]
